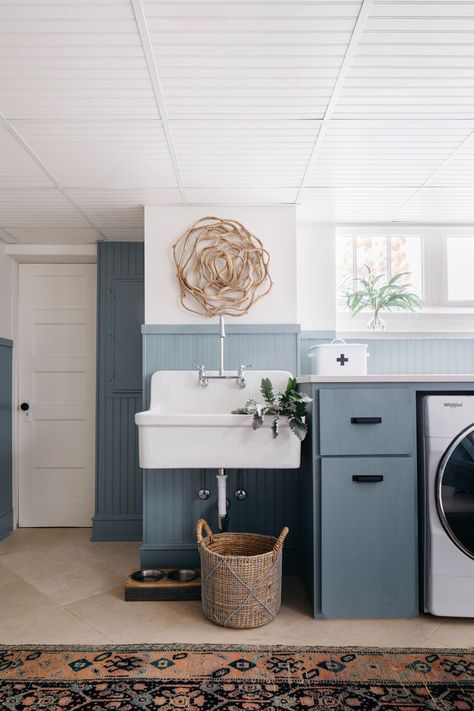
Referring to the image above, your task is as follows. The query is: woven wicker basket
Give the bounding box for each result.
[196,518,289,629]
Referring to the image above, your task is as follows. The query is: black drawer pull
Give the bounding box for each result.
[351,417,382,425]
[352,475,384,483]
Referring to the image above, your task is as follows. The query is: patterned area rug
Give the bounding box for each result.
[0,644,473,710]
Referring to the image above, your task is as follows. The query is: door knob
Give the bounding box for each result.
[20,402,30,412]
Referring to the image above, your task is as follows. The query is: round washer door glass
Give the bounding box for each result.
[438,427,474,559]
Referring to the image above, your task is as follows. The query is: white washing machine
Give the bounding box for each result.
[423,395,474,616]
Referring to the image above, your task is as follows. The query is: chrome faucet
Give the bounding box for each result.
[193,317,251,388]
[193,363,251,388]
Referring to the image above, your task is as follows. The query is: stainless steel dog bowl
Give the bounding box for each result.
[167,569,200,583]
[131,569,165,583]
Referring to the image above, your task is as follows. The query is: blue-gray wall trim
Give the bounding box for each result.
[0,340,13,541]
[0,509,13,541]
[92,242,144,542]
[142,324,301,335]
[91,514,142,541]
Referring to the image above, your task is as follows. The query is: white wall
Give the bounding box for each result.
[0,243,15,340]
[296,224,336,331]
[144,205,297,325]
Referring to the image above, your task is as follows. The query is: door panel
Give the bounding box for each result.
[18,264,96,527]
[319,388,415,456]
[321,456,418,618]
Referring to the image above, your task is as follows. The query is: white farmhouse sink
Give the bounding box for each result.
[135,370,301,469]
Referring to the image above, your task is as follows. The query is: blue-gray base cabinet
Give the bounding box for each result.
[0,338,13,541]
[300,379,474,619]
[300,382,419,619]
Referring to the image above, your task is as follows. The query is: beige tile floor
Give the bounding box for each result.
[0,527,473,647]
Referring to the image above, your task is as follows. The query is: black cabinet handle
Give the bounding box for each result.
[20,402,30,412]
[350,417,382,425]
[352,475,384,483]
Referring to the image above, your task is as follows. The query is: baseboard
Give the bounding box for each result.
[0,508,13,541]
[140,543,301,574]
[91,514,142,541]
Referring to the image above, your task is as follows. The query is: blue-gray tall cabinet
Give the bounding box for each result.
[92,242,144,541]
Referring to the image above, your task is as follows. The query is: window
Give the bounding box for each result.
[334,228,474,333]
[446,237,474,304]
[336,234,423,302]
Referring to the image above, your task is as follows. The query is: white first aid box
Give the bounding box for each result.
[308,338,369,376]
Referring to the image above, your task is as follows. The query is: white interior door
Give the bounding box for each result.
[18,264,96,527]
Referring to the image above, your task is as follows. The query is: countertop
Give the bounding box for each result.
[297,374,474,383]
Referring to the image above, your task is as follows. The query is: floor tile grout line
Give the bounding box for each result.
[62,606,115,644]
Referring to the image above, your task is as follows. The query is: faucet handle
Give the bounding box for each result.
[238,364,252,372]
[192,364,206,371]
[193,364,209,387]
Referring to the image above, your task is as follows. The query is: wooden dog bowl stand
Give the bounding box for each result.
[124,568,201,601]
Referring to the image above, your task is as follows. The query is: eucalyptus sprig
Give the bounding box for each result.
[232,377,312,441]
[346,265,422,318]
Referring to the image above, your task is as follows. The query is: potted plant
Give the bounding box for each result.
[346,265,422,331]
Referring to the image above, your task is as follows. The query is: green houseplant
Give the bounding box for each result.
[232,377,311,441]
[346,266,422,331]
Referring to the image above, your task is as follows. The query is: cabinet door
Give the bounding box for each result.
[319,388,415,456]
[321,457,418,618]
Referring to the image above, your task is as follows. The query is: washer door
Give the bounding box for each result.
[437,425,474,560]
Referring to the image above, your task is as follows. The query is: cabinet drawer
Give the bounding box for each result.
[321,457,418,618]
[319,388,414,455]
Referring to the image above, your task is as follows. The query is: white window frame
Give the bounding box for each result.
[336,226,474,335]
[443,235,474,307]
[336,232,424,307]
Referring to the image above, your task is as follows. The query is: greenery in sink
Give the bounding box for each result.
[232,377,312,440]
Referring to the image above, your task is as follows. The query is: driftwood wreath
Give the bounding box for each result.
[172,216,272,317]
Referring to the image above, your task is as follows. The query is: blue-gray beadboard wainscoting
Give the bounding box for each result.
[140,323,302,572]
[0,337,13,540]
[300,332,474,376]
[92,242,144,541]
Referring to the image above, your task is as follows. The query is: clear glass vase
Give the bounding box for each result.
[367,312,386,331]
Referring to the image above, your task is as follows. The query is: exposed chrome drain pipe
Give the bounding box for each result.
[216,468,229,532]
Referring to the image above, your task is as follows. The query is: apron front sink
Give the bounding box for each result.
[135,370,301,469]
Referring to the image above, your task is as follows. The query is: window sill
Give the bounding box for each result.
[337,309,474,337]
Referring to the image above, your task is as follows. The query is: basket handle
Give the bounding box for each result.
[273,526,289,557]
[196,518,214,545]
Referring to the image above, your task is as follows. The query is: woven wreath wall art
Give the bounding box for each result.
[172,216,272,318]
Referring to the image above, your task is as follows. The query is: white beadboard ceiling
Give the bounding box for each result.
[2,0,474,243]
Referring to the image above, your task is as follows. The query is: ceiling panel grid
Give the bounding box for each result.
[3,1,474,240]
[337,1,474,120]
[144,1,360,120]
[172,120,321,188]
[0,1,156,120]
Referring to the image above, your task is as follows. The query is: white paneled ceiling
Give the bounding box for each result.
[2,0,474,243]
